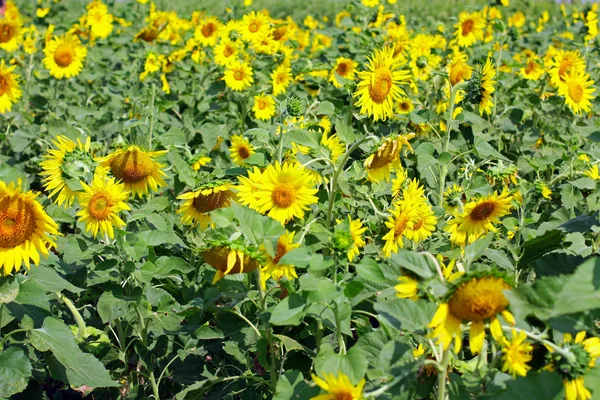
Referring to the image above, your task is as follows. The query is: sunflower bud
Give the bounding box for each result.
[508,27,518,41]
[333,219,353,252]
[286,95,304,117]
[549,344,590,381]
[466,68,484,105]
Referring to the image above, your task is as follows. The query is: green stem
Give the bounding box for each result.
[437,348,451,400]
[333,302,346,355]
[58,293,88,341]
[0,328,27,351]
[150,371,160,400]
[148,84,156,149]
[256,270,278,389]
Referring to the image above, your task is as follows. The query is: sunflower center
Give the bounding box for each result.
[336,62,348,75]
[192,190,231,213]
[462,19,474,35]
[237,145,251,160]
[331,391,354,400]
[448,277,510,322]
[568,81,584,102]
[276,73,287,84]
[394,213,410,237]
[271,183,296,209]
[0,76,7,97]
[258,100,267,110]
[223,46,234,57]
[399,102,410,111]
[202,23,215,38]
[273,240,287,264]
[0,197,36,248]
[470,201,495,221]
[368,140,398,169]
[273,26,286,41]
[525,60,536,74]
[248,21,260,33]
[234,70,244,81]
[109,150,155,183]
[558,60,573,79]
[88,194,112,221]
[54,45,75,67]
[369,67,393,104]
[0,23,15,43]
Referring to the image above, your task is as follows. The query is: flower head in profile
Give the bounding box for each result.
[501,329,533,378]
[76,170,130,239]
[0,60,22,113]
[466,58,496,115]
[99,145,168,198]
[310,372,365,400]
[40,135,94,207]
[428,272,515,354]
[354,46,411,121]
[177,181,235,229]
[395,275,419,300]
[43,34,88,79]
[0,180,60,276]
[236,162,318,225]
[364,133,415,183]
[229,135,255,166]
[260,231,300,289]
[558,70,596,115]
[223,61,254,91]
[200,240,261,284]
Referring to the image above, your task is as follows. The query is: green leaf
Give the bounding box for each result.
[28,266,83,293]
[278,247,312,268]
[97,291,129,323]
[172,152,196,188]
[474,137,510,162]
[194,325,224,340]
[269,293,306,326]
[159,126,188,146]
[316,101,335,115]
[0,277,19,304]
[0,347,32,398]
[314,343,367,384]
[548,256,600,317]
[374,298,437,333]
[274,334,306,353]
[388,251,436,279]
[284,129,320,148]
[138,230,186,247]
[154,256,195,278]
[273,370,320,400]
[465,233,495,267]
[494,371,563,400]
[30,318,119,388]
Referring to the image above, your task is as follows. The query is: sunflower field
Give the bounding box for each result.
[1,0,600,398]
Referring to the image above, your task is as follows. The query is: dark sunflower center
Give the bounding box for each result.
[89,194,112,221]
[237,146,251,159]
[462,19,474,35]
[109,150,155,183]
[192,191,231,213]
[0,196,37,248]
[0,76,7,97]
[202,23,215,38]
[470,201,495,221]
[271,183,296,209]
[248,21,260,33]
[369,67,393,104]
[223,46,234,57]
[273,240,287,264]
[54,45,75,67]
[0,23,15,43]
[337,63,348,75]
[234,70,244,81]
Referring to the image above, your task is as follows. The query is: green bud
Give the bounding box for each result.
[466,68,484,105]
[287,95,304,117]
[549,343,591,380]
[333,230,354,252]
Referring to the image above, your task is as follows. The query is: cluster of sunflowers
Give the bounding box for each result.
[0,0,600,399]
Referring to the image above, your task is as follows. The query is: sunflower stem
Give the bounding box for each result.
[149,370,160,400]
[57,293,88,341]
[436,348,451,400]
[255,269,278,389]
[148,84,156,149]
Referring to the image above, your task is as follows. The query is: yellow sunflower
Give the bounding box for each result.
[194,16,221,47]
[223,61,253,91]
[335,216,366,262]
[229,135,255,166]
[236,162,319,224]
[354,46,411,121]
[0,17,22,52]
[445,191,513,247]
[177,182,235,229]
[395,275,419,300]
[330,57,358,88]
[271,63,292,96]
[252,94,276,121]
[364,134,414,182]
[40,135,93,207]
[501,329,533,378]
[43,34,88,79]
[428,274,515,354]
[321,132,345,164]
[240,11,272,43]
[558,70,596,115]
[382,199,418,258]
[553,332,600,400]
[200,243,260,284]
[310,372,365,400]
[260,231,300,289]
[0,180,60,276]
[396,97,414,114]
[455,11,485,48]
[214,38,239,67]
[76,171,130,239]
[448,51,473,86]
[549,50,586,88]
[99,145,168,198]
[472,58,496,116]
[0,60,22,113]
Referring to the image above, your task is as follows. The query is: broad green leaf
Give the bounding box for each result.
[0,277,19,304]
[388,251,436,279]
[172,152,196,188]
[269,293,306,326]
[0,347,32,398]
[548,257,600,317]
[97,291,129,323]
[374,298,437,333]
[284,129,320,148]
[465,233,494,267]
[494,371,562,400]
[273,370,320,400]
[316,101,335,115]
[274,334,306,353]
[28,266,83,293]
[314,343,367,384]
[159,126,187,146]
[278,247,312,268]
[194,325,224,340]
[474,137,510,162]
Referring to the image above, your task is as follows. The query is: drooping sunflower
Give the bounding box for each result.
[501,329,533,378]
[428,272,516,354]
[310,372,365,400]
[0,60,22,113]
[455,11,485,47]
[40,135,94,207]
[99,145,168,198]
[252,94,276,121]
[0,180,60,276]
[0,17,22,52]
[236,162,318,224]
[260,231,300,289]
[177,182,235,229]
[43,34,88,79]
[382,199,419,258]
[223,61,254,91]
[321,132,345,164]
[240,11,272,43]
[229,135,255,166]
[330,57,358,88]
[363,133,415,182]
[353,46,411,121]
[271,63,292,96]
[76,171,130,239]
[445,190,513,247]
[200,240,261,284]
[558,70,596,115]
[214,38,239,67]
[194,16,221,47]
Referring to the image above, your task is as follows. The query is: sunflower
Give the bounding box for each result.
[0,181,60,276]
[396,97,414,114]
[236,162,318,224]
[405,201,437,243]
[252,94,276,120]
[177,182,235,229]
[223,61,253,91]
[229,135,255,166]
[310,373,365,400]
[190,155,211,171]
[194,16,220,47]
[549,50,586,88]
[501,329,533,378]
[260,231,299,289]
[214,38,239,67]
[0,17,22,52]
[240,11,272,43]
[428,273,516,354]
[335,216,366,262]
[271,63,292,96]
[558,70,596,115]
[99,145,168,198]
[467,58,496,116]
[43,34,87,79]
[455,11,485,47]
[321,132,345,164]
[330,57,358,88]
[445,191,513,247]
[364,134,414,182]
[353,46,411,121]
[395,275,419,300]
[83,0,114,41]
[40,135,94,207]
[382,199,418,258]
[448,52,473,86]
[200,241,261,284]
[0,60,22,113]
[76,171,130,239]
[584,165,600,180]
